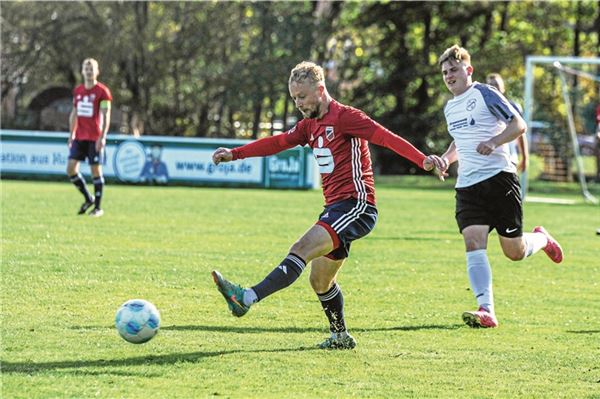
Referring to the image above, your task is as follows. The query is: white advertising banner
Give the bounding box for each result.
[1,131,317,188]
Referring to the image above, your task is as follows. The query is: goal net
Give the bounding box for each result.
[522,56,600,204]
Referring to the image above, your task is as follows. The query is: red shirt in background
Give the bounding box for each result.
[72,82,112,141]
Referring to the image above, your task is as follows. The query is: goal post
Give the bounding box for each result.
[522,55,600,204]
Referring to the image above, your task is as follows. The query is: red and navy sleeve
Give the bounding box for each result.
[340,107,426,169]
[231,121,308,160]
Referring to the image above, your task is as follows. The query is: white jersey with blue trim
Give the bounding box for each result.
[444,82,519,188]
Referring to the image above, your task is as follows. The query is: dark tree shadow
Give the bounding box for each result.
[1,346,320,374]
[6,324,465,374]
[71,323,464,334]
[353,324,464,332]
[56,369,161,377]
[71,324,325,334]
[367,236,445,242]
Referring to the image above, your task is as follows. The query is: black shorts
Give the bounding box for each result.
[455,171,523,238]
[316,199,378,260]
[69,140,104,165]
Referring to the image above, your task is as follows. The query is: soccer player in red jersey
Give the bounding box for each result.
[211,61,446,349]
[67,58,112,217]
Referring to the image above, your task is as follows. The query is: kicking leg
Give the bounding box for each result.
[212,223,334,317]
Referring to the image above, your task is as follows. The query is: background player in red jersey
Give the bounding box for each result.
[211,61,446,349]
[67,58,112,217]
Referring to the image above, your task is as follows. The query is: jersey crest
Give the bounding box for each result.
[325,126,335,141]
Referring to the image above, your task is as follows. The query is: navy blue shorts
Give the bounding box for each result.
[316,199,378,260]
[69,140,104,165]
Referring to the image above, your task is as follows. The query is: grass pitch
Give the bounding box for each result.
[1,178,599,398]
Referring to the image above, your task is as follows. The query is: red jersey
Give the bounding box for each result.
[72,82,112,141]
[232,100,426,206]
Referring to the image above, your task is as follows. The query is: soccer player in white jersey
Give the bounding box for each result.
[436,45,564,328]
[486,73,528,173]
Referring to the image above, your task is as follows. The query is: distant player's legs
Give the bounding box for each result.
[461,225,498,328]
[212,224,334,317]
[90,164,105,217]
[310,256,356,349]
[67,158,94,214]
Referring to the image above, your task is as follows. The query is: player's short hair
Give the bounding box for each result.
[289,61,325,87]
[486,73,505,93]
[82,58,99,71]
[438,45,471,66]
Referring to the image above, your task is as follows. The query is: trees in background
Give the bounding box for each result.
[1,1,598,172]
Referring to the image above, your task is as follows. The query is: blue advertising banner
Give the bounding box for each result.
[0,130,319,190]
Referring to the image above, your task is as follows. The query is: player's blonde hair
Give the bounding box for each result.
[289,61,325,87]
[438,45,471,66]
[82,58,99,71]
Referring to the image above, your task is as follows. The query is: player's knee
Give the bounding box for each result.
[464,239,486,252]
[309,273,333,293]
[289,240,312,260]
[502,246,525,261]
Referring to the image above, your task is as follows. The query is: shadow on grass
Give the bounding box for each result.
[1,346,320,374]
[72,323,463,334]
[71,324,325,333]
[354,324,464,332]
[6,324,465,374]
[56,369,162,377]
[366,236,444,242]
[566,330,600,334]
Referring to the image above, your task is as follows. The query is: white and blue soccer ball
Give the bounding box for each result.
[115,299,160,344]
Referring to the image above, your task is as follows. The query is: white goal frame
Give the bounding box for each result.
[522,55,600,204]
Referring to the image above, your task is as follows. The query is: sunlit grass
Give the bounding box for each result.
[2,179,598,398]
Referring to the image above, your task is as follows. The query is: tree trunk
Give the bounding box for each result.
[252,99,262,139]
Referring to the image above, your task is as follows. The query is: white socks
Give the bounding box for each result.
[523,232,548,258]
[466,249,494,313]
[242,288,258,306]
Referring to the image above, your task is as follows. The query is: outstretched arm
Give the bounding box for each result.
[368,127,447,178]
[212,128,306,164]
[341,108,445,175]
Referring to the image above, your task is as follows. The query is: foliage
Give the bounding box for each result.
[1,1,598,171]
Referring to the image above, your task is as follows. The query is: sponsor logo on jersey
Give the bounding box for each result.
[466,99,477,111]
[77,95,94,117]
[325,126,335,141]
[448,118,469,131]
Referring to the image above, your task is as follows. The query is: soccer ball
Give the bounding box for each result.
[115,299,160,344]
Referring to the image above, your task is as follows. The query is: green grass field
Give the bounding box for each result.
[2,178,599,398]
